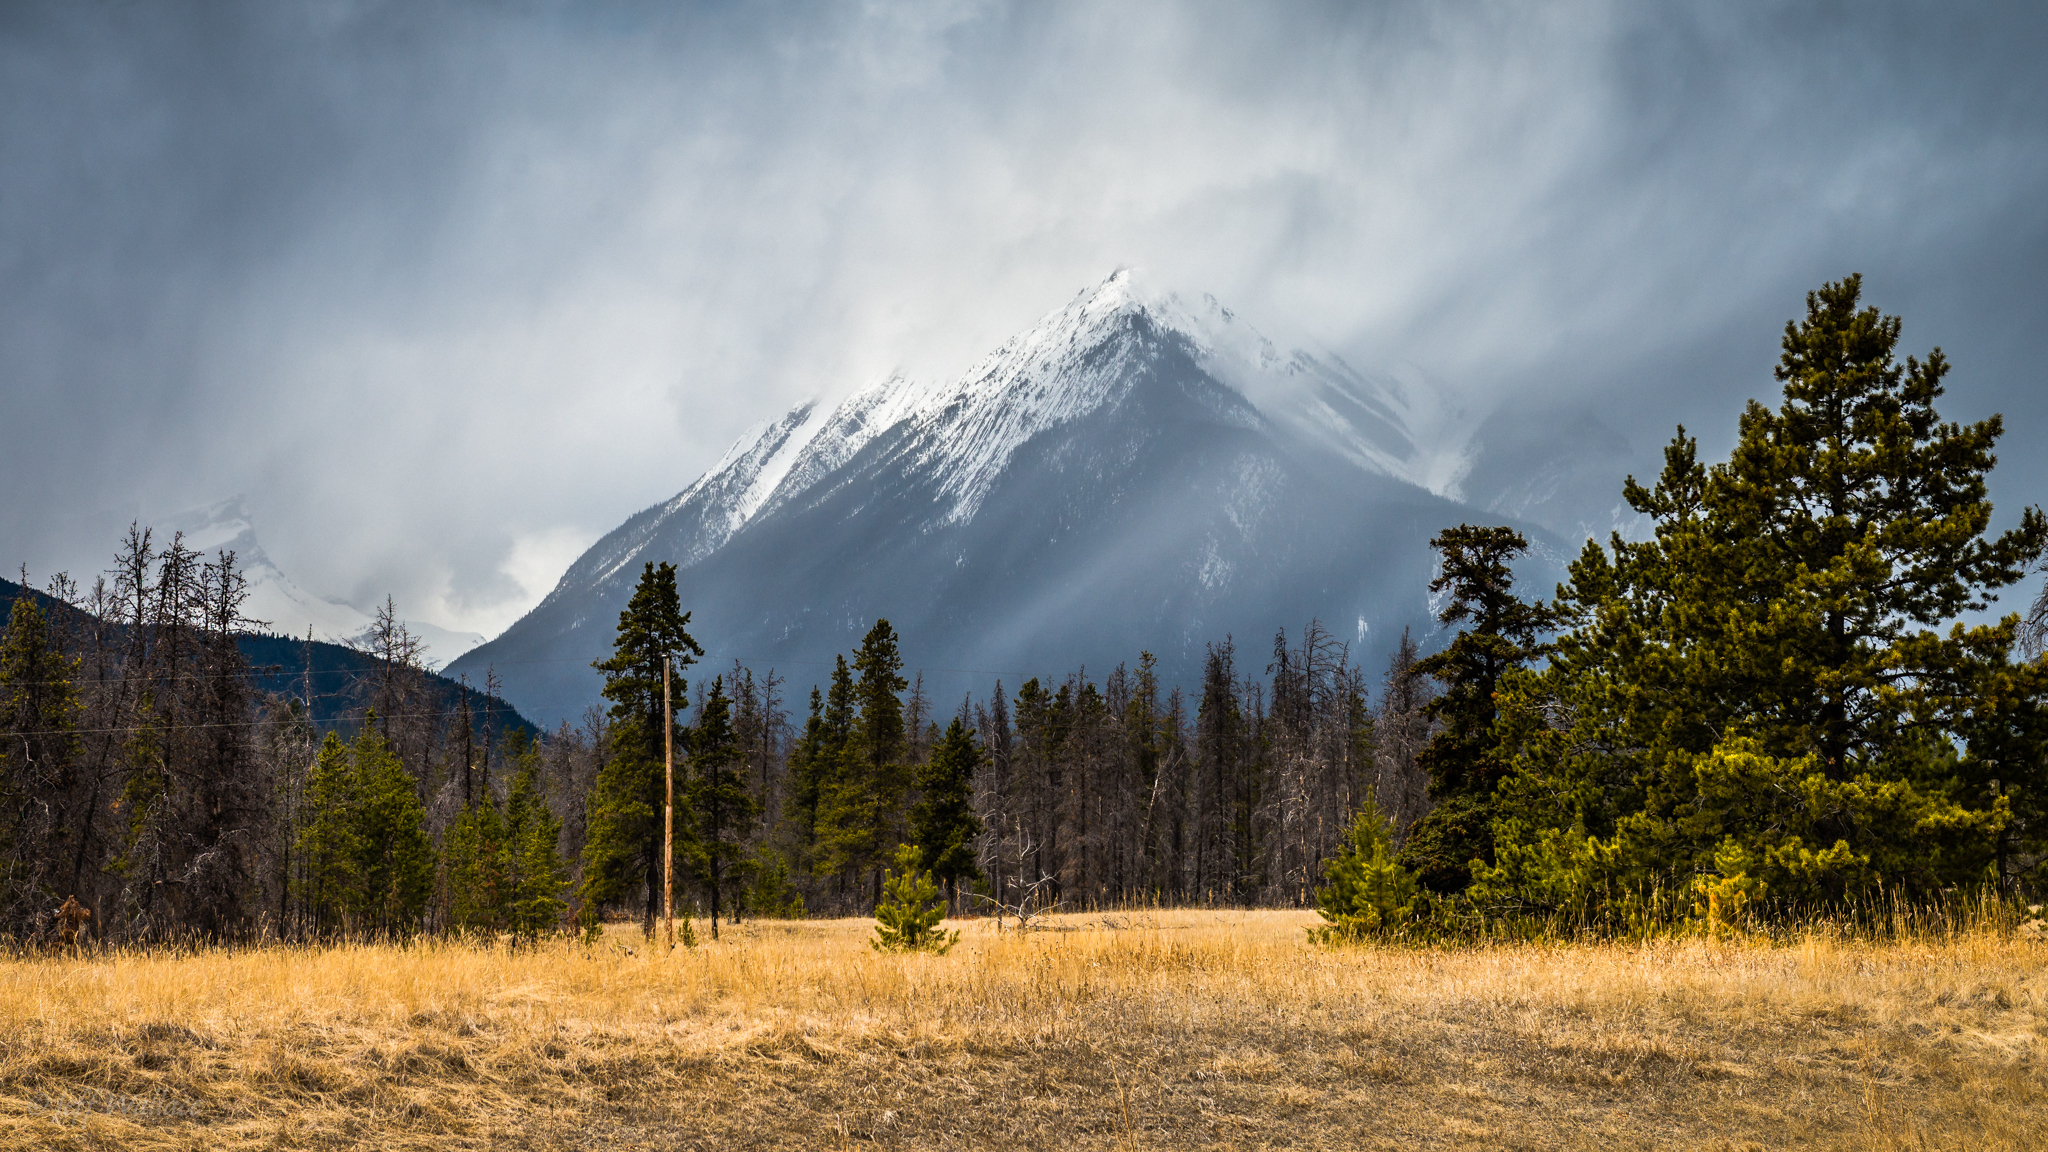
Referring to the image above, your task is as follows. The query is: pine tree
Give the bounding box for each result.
[1398,526,1552,894]
[910,715,984,906]
[816,624,908,906]
[870,843,958,954]
[1481,276,2048,916]
[786,685,827,866]
[442,791,511,936]
[743,846,806,918]
[1310,790,1423,943]
[503,746,568,942]
[0,590,83,932]
[297,725,434,937]
[852,620,910,866]
[579,562,702,934]
[686,676,756,938]
[811,654,871,894]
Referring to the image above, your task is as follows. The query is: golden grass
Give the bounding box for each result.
[1,910,2043,1149]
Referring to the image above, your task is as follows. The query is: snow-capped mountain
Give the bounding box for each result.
[453,271,1559,724]
[548,272,1479,608]
[164,497,485,670]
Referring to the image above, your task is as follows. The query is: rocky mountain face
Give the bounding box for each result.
[453,272,1574,724]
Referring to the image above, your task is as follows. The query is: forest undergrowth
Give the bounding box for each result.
[1,909,2043,1150]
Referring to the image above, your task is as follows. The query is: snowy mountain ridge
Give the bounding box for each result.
[163,497,485,669]
[562,270,1478,610]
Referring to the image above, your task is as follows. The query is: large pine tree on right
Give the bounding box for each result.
[1479,276,2048,918]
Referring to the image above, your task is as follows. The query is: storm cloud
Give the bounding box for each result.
[4,0,2045,636]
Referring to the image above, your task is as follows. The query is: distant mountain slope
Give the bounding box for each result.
[162,497,486,669]
[0,576,534,737]
[454,272,1565,725]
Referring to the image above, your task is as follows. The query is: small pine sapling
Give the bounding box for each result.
[1311,792,1425,944]
[871,844,959,954]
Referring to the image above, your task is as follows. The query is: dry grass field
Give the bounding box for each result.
[0,909,2043,1150]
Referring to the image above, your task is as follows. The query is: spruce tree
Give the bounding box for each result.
[811,654,870,891]
[816,624,908,905]
[579,562,702,934]
[852,619,910,831]
[1481,276,2048,915]
[442,792,510,936]
[910,715,984,906]
[0,591,83,932]
[785,685,826,865]
[297,725,434,937]
[686,676,756,938]
[1397,525,1552,894]
[503,750,568,942]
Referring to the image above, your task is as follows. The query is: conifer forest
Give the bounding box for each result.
[4,277,2048,947]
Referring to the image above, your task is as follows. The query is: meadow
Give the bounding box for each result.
[1,910,2042,1150]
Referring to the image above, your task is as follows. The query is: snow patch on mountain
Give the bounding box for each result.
[162,497,485,669]
[557,270,1485,607]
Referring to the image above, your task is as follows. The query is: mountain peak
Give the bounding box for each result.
[536,273,1481,622]
[156,497,485,668]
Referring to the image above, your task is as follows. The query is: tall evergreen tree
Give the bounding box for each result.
[686,676,756,937]
[911,715,984,906]
[811,654,871,894]
[816,622,908,905]
[579,562,702,934]
[1397,526,1553,894]
[503,741,569,942]
[1481,276,2048,915]
[0,590,83,933]
[785,686,827,867]
[442,791,511,936]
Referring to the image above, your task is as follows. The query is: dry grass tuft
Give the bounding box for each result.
[1,910,2042,1149]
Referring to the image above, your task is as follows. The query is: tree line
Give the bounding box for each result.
[572,574,1442,929]
[0,533,593,946]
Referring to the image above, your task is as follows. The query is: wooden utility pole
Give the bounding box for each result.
[663,654,675,951]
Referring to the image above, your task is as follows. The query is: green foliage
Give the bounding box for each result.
[580,562,701,928]
[910,716,983,899]
[685,675,757,931]
[296,726,435,937]
[1479,276,2048,921]
[442,792,510,934]
[444,749,569,943]
[744,848,806,919]
[816,624,911,889]
[1397,525,1551,895]
[504,760,570,941]
[1395,793,1493,896]
[785,686,827,867]
[871,844,958,954]
[1311,793,1425,944]
[0,592,82,918]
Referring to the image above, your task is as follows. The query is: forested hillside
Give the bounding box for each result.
[0,538,552,945]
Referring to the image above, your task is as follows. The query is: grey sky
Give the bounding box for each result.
[5,0,2045,636]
